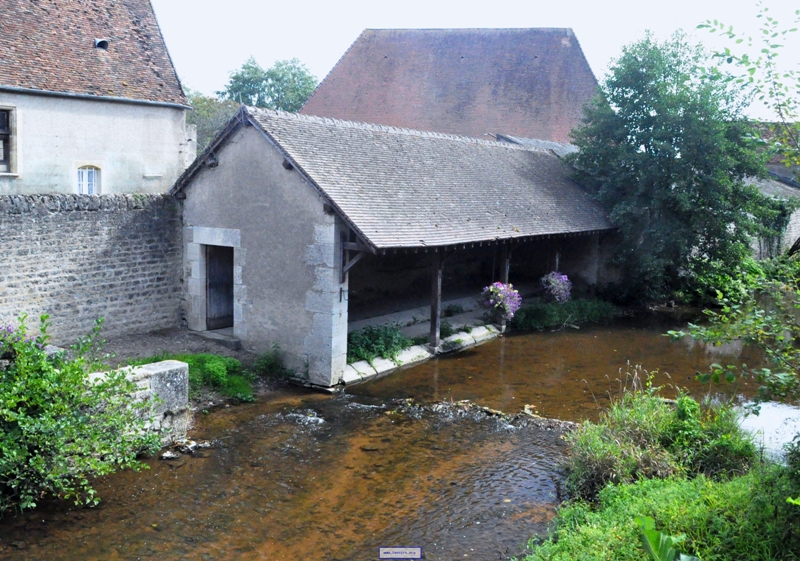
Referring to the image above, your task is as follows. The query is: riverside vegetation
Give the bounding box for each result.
[0,316,160,513]
[525,370,800,560]
[130,345,289,402]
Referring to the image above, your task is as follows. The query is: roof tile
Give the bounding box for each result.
[245,108,611,249]
[0,0,185,105]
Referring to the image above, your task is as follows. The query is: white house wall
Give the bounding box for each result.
[182,126,348,387]
[0,92,194,194]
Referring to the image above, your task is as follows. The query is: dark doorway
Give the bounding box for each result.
[206,245,234,330]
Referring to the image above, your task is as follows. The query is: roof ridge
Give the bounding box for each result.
[361,27,575,33]
[248,107,552,153]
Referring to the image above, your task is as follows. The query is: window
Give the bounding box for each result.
[0,110,10,173]
[77,166,100,194]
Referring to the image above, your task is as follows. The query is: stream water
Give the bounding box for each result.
[0,313,771,560]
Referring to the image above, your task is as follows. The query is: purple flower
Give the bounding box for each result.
[481,282,522,321]
[541,271,572,303]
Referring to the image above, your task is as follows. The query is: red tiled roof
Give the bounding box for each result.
[301,28,598,143]
[0,0,186,105]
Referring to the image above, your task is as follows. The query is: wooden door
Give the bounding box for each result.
[206,245,234,330]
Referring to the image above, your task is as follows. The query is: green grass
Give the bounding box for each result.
[524,376,797,561]
[510,299,617,331]
[526,468,800,561]
[564,389,756,500]
[129,352,255,401]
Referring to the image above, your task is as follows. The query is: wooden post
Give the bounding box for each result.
[500,244,510,332]
[500,244,510,285]
[430,251,443,350]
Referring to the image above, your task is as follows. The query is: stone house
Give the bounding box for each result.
[0,0,195,195]
[751,172,800,258]
[301,28,598,143]
[171,107,613,388]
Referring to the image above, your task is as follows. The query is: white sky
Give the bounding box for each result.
[150,0,799,120]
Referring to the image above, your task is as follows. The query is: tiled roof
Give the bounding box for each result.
[496,135,579,158]
[0,0,185,105]
[749,176,800,200]
[301,28,598,143]
[767,164,800,188]
[177,108,611,250]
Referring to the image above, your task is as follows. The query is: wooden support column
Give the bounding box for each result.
[430,251,443,350]
[500,244,511,333]
[500,244,510,285]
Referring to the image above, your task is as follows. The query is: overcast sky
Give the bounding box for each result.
[150,0,798,120]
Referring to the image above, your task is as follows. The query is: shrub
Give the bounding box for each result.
[443,304,465,317]
[440,319,456,338]
[252,345,290,379]
[510,299,617,331]
[564,381,756,501]
[527,468,800,561]
[0,316,160,513]
[347,325,413,364]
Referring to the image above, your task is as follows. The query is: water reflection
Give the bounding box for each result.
[351,315,764,422]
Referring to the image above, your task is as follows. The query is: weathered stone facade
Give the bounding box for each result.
[0,194,182,344]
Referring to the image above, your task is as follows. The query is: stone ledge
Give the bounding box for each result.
[92,360,189,445]
[341,327,500,387]
[0,193,175,215]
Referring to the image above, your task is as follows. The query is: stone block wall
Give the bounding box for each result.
[0,194,182,344]
[126,360,190,444]
[90,360,190,445]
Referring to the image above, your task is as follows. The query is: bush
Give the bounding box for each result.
[510,299,617,331]
[347,325,413,364]
[252,345,290,379]
[0,316,160,512]
[564,383,756,501]
[440,319,456,339]
[527,468,800,561]
[130,352,254,401]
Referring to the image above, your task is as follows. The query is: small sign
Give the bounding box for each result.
[379,546,423,559]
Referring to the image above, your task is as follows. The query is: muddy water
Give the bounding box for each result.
[0,314,763,560]
[0,392,565,560]
[352,314,764,422]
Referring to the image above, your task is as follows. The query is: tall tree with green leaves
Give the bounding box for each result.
[569,32,781,303]
[185,88,239,152]
[699,2,800,172]
[217,57,317,112]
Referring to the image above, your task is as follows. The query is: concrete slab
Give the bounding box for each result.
[442,332,477,352]
[350,360,377,378]
[195,328,242,350]
[342,365,362,384]
[396,345,433,366]
[470,325,499,343]
[371,357,397,375]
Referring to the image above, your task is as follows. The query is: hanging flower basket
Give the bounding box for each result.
[481,282,522,322]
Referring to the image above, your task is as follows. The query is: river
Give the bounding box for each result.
[0,313,771,560]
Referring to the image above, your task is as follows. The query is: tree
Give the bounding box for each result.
[217,57,317,112]
[569,32,781,303]
[699,2,800,171]
[185,89,238,152]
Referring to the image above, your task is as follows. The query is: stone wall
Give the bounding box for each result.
[0,194,182,344]
[89,360,190,445]
[126,360,190,444]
